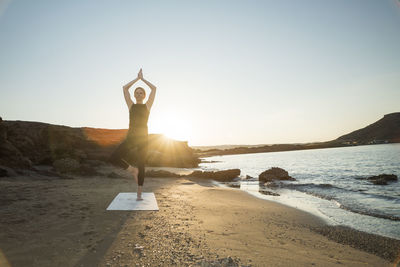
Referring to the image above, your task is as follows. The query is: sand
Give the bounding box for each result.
[0,166,398,267]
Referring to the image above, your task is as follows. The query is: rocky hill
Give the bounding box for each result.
[335,112,400,144]
[0,119,199,170]
[194,112,400,157]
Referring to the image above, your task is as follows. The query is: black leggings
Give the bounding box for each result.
[108,136,147,186]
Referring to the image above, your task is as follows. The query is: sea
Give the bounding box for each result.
[196,143,400,240]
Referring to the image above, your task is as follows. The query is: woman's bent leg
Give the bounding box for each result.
[108,139,130,170]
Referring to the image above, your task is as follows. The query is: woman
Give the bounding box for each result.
[108,68,156,201]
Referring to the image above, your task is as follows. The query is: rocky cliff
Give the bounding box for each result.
[335,112,400,144]
[0,119,199,170]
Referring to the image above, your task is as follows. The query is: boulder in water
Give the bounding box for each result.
[364,174,398,185]
[258,167,296,182]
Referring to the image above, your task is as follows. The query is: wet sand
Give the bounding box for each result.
[0,166,398,266]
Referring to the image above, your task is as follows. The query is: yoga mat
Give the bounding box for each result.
[106,192,159,211]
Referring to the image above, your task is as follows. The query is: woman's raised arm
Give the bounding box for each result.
[122,71,141,109]
[142,77,157,111]
[123,76,140,90]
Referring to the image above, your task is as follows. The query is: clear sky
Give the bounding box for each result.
[1,0,399,146]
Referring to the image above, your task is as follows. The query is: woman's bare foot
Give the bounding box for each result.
[137,185,143,200]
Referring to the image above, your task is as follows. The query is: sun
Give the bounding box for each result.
[161,124,191,141]
[152,116,192,142]
[151,109,194,142]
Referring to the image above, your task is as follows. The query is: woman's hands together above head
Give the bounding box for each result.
[138,68,143,80]
[136,67,156,91]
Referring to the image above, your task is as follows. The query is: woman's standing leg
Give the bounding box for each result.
[136,159,145,199]
[136,137,148,200]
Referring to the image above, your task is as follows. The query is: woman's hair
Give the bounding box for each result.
[134,87,146,97]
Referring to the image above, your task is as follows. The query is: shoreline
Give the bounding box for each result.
[196,144,400,244]
[149,165,400,241]
[0,169,399,266]
[213,182,400,263]
[224,181,400,241]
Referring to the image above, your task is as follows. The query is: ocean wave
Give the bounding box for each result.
[274,182,400,221]
[335,202,400,221]
[280,182,400,201]
[281,182,345,192]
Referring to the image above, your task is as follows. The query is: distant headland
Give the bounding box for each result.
[192,112,400,157]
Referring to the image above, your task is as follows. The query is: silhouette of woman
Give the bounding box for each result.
[108,68,156,201]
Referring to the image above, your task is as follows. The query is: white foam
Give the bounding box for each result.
[106,192,159,211]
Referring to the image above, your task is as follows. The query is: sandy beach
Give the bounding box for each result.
[0,166,399,267]
[2,1,400,266]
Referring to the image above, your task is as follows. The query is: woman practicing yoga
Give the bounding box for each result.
[108,68,156,201]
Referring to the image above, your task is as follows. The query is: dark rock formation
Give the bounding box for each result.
[1,120,97,170]
[145,169,241,182]
[53,158,80,173]
[186,169,241,182]
[258,167,296,182]
[335,112,400,144]
[146,134,200,167]
[0,116,6,140]
[0,117,33,169]
[358,174,398,185]
[0,119,200,172]
[52,157,101,177]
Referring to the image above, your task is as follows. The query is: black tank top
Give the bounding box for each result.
[128,103,149,137]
